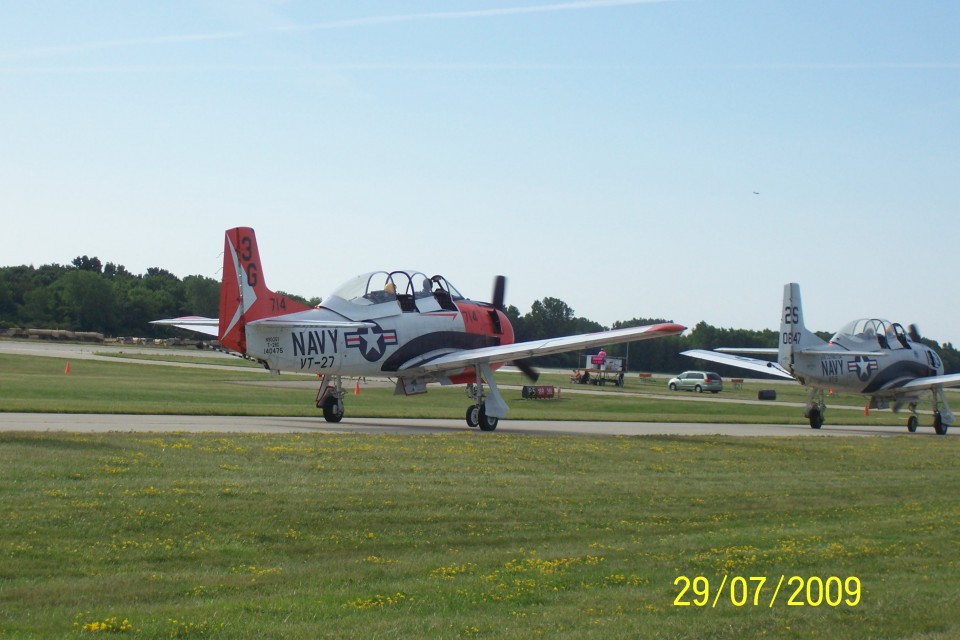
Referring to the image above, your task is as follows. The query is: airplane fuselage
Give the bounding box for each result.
[246,298,511,383]
[790,344,943,397]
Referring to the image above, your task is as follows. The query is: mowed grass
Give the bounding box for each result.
[2,432,960,639]
[3,350,960,637]
[0,353,913,426]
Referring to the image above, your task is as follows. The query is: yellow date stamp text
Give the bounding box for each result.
[673,575,861,608]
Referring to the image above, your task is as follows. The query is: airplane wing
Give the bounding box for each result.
[406,322,685,375]
[681,349,795,380]
[897,373,960,392]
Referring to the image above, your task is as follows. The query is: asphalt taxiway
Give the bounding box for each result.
[1,340,950,437]
[0,412,940,437]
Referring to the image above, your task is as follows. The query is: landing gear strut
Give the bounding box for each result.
[464,364,507,431]
[932,387,951,435]
[465,383,499,431]
[316,375,345,423]
[933,412,946,435]
[905,392,951,435]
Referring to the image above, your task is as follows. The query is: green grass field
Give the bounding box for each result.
[0,352,925,426]
[3,432,960,639]
[2,348,960,638]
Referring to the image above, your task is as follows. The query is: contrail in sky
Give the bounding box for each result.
[0,0,674,62]
[282,0,675,30]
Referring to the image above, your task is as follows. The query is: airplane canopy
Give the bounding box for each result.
[832,318,911,350]
[327,271,466,307]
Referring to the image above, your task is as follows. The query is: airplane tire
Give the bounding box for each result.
[809,408,823,429]
[322,396,344,423]
[466,406,479,428]
[934,413,947,435]
[478,406,499,432]
[907,416,918,433]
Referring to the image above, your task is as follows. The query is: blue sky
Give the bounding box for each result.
[2,1,959,344]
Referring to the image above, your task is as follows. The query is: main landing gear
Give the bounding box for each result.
[465,384,500,431]
[904,389,952,435]
[805,389,826,429]
[906,408,948,435]
[316,375,345,423]
[464,364,508,431]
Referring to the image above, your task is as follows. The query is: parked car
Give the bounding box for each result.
[667,371,723,393]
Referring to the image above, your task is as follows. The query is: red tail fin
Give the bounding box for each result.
[219,227,310,353]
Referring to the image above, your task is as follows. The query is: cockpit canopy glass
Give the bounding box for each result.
[329,271,465,306]
[832,318,910,349]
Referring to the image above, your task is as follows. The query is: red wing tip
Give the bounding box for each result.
[653,323,686,334]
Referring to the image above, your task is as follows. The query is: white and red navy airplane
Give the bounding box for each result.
[156,227,685,430]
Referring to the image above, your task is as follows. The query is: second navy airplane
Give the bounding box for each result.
[684,283,960,434]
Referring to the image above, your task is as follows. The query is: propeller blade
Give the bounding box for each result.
[908,324,921,342]
[492,275,506,311]
[491,274,533,379]
[514,358,540,383]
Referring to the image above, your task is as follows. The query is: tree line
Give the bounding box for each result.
[1,258,958,374]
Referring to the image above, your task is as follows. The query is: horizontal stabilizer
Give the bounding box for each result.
[154,314,375,338]
[248,318,376,330]
[800,348,888,357]
[719,346,887,358]
[151,316,219,337]
[717,347,778,355]
[681,349,795,380]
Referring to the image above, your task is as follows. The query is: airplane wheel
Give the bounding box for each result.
[907,416,918,433]
[809,408,823,429]
[322,396,344,423]
[934,412,948,435]
[478,406,499,432]
[466,405,479,428]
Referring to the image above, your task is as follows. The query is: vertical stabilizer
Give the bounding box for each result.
[778,282,826,374]
[218,227,310,354]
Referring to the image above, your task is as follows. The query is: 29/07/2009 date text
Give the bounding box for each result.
[674,575,861,608]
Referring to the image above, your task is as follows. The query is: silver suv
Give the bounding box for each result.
[667,371,723,393]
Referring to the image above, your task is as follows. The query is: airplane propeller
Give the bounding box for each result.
[492,275,540,383]
[492,275,507,312]
[908,324,922,343]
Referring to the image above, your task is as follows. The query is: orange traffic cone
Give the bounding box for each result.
[354,380,360,396]
[64,362,71,374]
